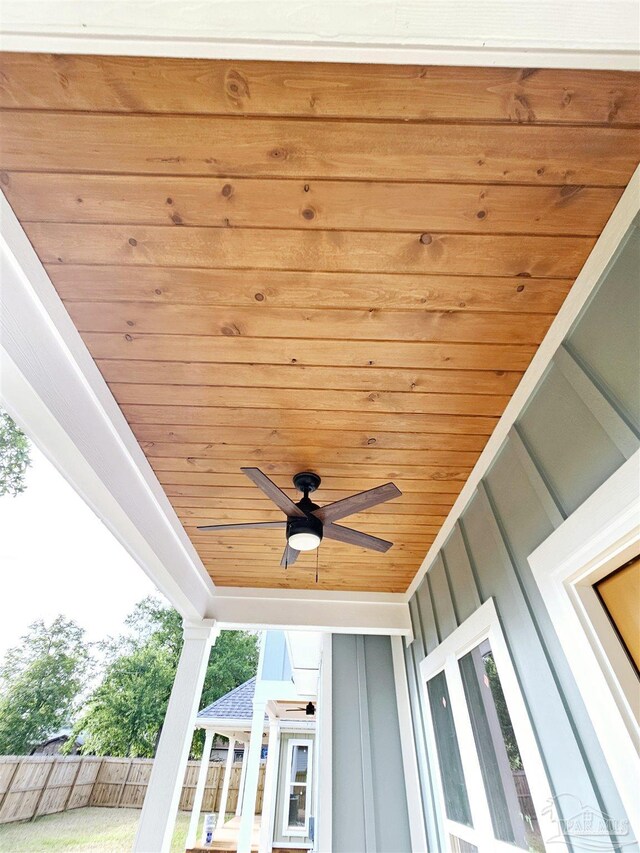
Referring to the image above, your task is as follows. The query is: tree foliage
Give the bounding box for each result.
[73,597,259,758]
[0,410,31,498]
[0,617,89,755]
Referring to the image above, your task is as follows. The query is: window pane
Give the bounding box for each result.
[449,836,479,853]
[459,641,543,851]
[287,784,307,828]
[290,744,309,784]
[427,671,473,827]
[595,555,640,675]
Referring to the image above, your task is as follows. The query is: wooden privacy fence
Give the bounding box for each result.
[0,755,264,825]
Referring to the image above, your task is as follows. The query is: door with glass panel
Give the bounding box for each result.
[282,738,313,838]
[425,638,546,852]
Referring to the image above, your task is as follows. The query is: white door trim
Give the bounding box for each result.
[528,451,640,841]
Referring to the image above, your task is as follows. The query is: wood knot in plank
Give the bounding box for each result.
[225,69,250,105]
[221,324,241,336]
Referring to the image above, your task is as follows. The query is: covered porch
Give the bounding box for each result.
[1,10,638,853]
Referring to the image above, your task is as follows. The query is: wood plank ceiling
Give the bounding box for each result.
[1,53,638,592]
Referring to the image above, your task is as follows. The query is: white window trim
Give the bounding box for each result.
[528,450,640,842]
[420,598,566,853]
[282,737,314,838]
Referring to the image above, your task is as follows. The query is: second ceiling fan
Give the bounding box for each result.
[197,467,402,567]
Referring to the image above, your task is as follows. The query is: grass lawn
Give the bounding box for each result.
[0,806,204,852]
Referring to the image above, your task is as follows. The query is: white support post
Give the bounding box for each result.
[259,715,281,853]
[134,622,218,853]
[213,737,236,840]
[186,728,215,850]
[237,699,267,853]
[236,740,249,817]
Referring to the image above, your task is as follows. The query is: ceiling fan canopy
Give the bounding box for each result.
[196,467,402,571]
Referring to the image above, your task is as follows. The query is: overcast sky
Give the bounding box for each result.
[0,442,161,659]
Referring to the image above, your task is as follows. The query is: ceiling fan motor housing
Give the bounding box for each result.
[287,512,323,546]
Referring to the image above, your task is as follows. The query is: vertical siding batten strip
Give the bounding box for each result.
[512,421,568,520]
[355,635,376,853]
[425,573,442,647]
[507,430,565,528]
[555,344,640,456]
[439,546,460,626]
[429,554,458,640]
[441,526,482,623]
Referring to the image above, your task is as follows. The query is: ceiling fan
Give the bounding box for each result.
[285,702,316,716]
[196,467,402,568]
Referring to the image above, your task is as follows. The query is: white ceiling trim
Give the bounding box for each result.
[211,588,412,636]
[0,0,638,70]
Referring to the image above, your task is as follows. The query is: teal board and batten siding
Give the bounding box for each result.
[332,634,413,853]
[405,220,640,852]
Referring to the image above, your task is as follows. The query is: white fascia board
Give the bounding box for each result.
[285,631,322,696]
[195,718,258,733]
[0,0,638,70]
[0,195,216,621]
[406,164,640,600]
[254,679,306,703]
[211,587,412,635]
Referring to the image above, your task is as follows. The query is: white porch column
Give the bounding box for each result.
[259,715,280,853]
[134,621,218,853]
[212,737,236,839]
[185,727,215,850]
[237,699,267,853]
[235,741,249,816]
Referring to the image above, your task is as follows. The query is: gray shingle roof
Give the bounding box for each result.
[197,676,257,721]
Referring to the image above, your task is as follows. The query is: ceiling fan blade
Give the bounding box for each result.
[241,467,305,517]
[323,522,393,553]
[196,521,286,532]
[280,543,300,567]
[312,483,402,523]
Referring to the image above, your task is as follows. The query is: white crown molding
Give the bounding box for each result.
[0,0,638,70]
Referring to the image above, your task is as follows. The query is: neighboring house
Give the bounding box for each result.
[1,10,639,853]
[30,729,85,756]
[187,633,318,851]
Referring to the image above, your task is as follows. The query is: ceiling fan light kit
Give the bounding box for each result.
[196,466,402,579]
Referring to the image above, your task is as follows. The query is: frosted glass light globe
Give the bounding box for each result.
[288,531,322,551]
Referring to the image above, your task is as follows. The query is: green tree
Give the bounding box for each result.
[73,597,258,758]
[0,617,89,755]
[0,410,31,498]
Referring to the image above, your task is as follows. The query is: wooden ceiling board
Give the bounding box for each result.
[1,53,637,592]
[1,54,638,124]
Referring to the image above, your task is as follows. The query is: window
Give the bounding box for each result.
[282,738,313,837]
[421,599,559,852]
[529,451,640,842]
[594,555,640,676]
